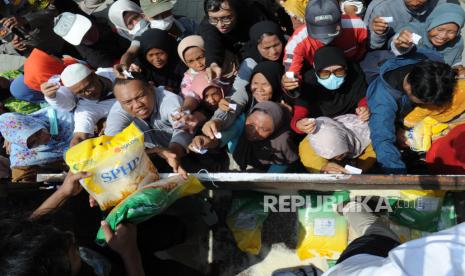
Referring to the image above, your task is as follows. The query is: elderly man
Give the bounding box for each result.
[40,63,116,146]
[104,75,192,178]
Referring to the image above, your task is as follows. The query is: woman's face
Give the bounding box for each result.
[146,48,169,69]
[123,11,143,30]
[27,128,51,148]
[428,23,459,47]
[257,34,283,61]
[183,46,206,72]
[245,111,275,141]
[203,86,223,110]
[251,73,273,102]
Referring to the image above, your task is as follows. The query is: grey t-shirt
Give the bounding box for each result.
[104,87,192,149]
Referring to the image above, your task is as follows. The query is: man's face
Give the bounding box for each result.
[207,1,236,34]
[404,0,428,11]
[68,74,102,100]
[114,80,155,119]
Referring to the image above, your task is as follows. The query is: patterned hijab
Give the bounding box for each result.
[0,107,74,167]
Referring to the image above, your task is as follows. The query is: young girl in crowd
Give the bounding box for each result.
[0,107,74,181]
[392,3,465,69]
[173,71,227,134]
[190,101,298,173]
[300,114,376,174]
[138,29,187,93]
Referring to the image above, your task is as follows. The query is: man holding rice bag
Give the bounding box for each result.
[105,74,193,178]
[44,63,117,147]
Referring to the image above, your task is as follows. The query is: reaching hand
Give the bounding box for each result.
[40,82,60,98]
[296,118,317,134]
[281,74,299,91]
[101,222,139,257]
[321,162,348,174]
[372,16,389,35]
[356,106,371,122]
[394,29,414,50]
[201,120,222,140]
[59,171,91,198]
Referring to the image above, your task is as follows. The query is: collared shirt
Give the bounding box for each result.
[104,86,193,149]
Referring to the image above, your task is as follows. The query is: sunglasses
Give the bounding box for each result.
[317,67,347,79]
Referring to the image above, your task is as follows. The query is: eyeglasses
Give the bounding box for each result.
[208,16,233,26]
[317,67,347,79]
[75,78,97,96]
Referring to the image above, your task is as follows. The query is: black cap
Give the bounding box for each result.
[305,0,341,39]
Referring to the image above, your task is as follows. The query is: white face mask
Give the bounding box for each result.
[128,19,150,36]
[150,15,175,31]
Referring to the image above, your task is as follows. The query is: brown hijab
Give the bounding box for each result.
[233,101,298,171]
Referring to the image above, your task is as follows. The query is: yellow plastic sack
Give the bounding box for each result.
[297,193,348,260]
[226,193,269,255]
[404,117,449,152]
[65,123,159,210]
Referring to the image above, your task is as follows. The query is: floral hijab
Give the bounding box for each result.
[0,107,74,167]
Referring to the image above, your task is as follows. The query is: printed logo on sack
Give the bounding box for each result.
[100,157,140,183]
[114,137,138,153]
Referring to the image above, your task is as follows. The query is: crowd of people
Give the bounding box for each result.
[1,0,465,275]
[0,0,464,180]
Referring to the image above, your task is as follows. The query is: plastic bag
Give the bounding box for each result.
[96,175,205,245]
[437,192,457,231]
[404,117,448,152]
[226,192,269,255]
[296,191,349,260]
[65,123,159,210]
[390,190,445,232]
[4,97,41,114]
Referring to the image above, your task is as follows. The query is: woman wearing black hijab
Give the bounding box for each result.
[290,46,370,135]
[208,21,287,131]
[137,29,187,94]
[242,60,285,112]
[189,101,298,172]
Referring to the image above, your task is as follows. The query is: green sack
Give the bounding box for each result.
[96,175,205,246]
[389,190,445,232]
[0,69,22,80]
[226,192,269,255]
[437,192,457,231]
[4,97,41,114]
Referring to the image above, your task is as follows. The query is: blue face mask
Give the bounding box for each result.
[316,73,346,90]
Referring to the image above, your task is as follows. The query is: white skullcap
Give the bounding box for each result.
[60,63,92,87]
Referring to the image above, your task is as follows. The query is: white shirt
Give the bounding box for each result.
[324,222,465,276]
[45,68,116,134]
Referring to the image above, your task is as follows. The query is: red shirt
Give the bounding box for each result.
[283,15,368,80]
